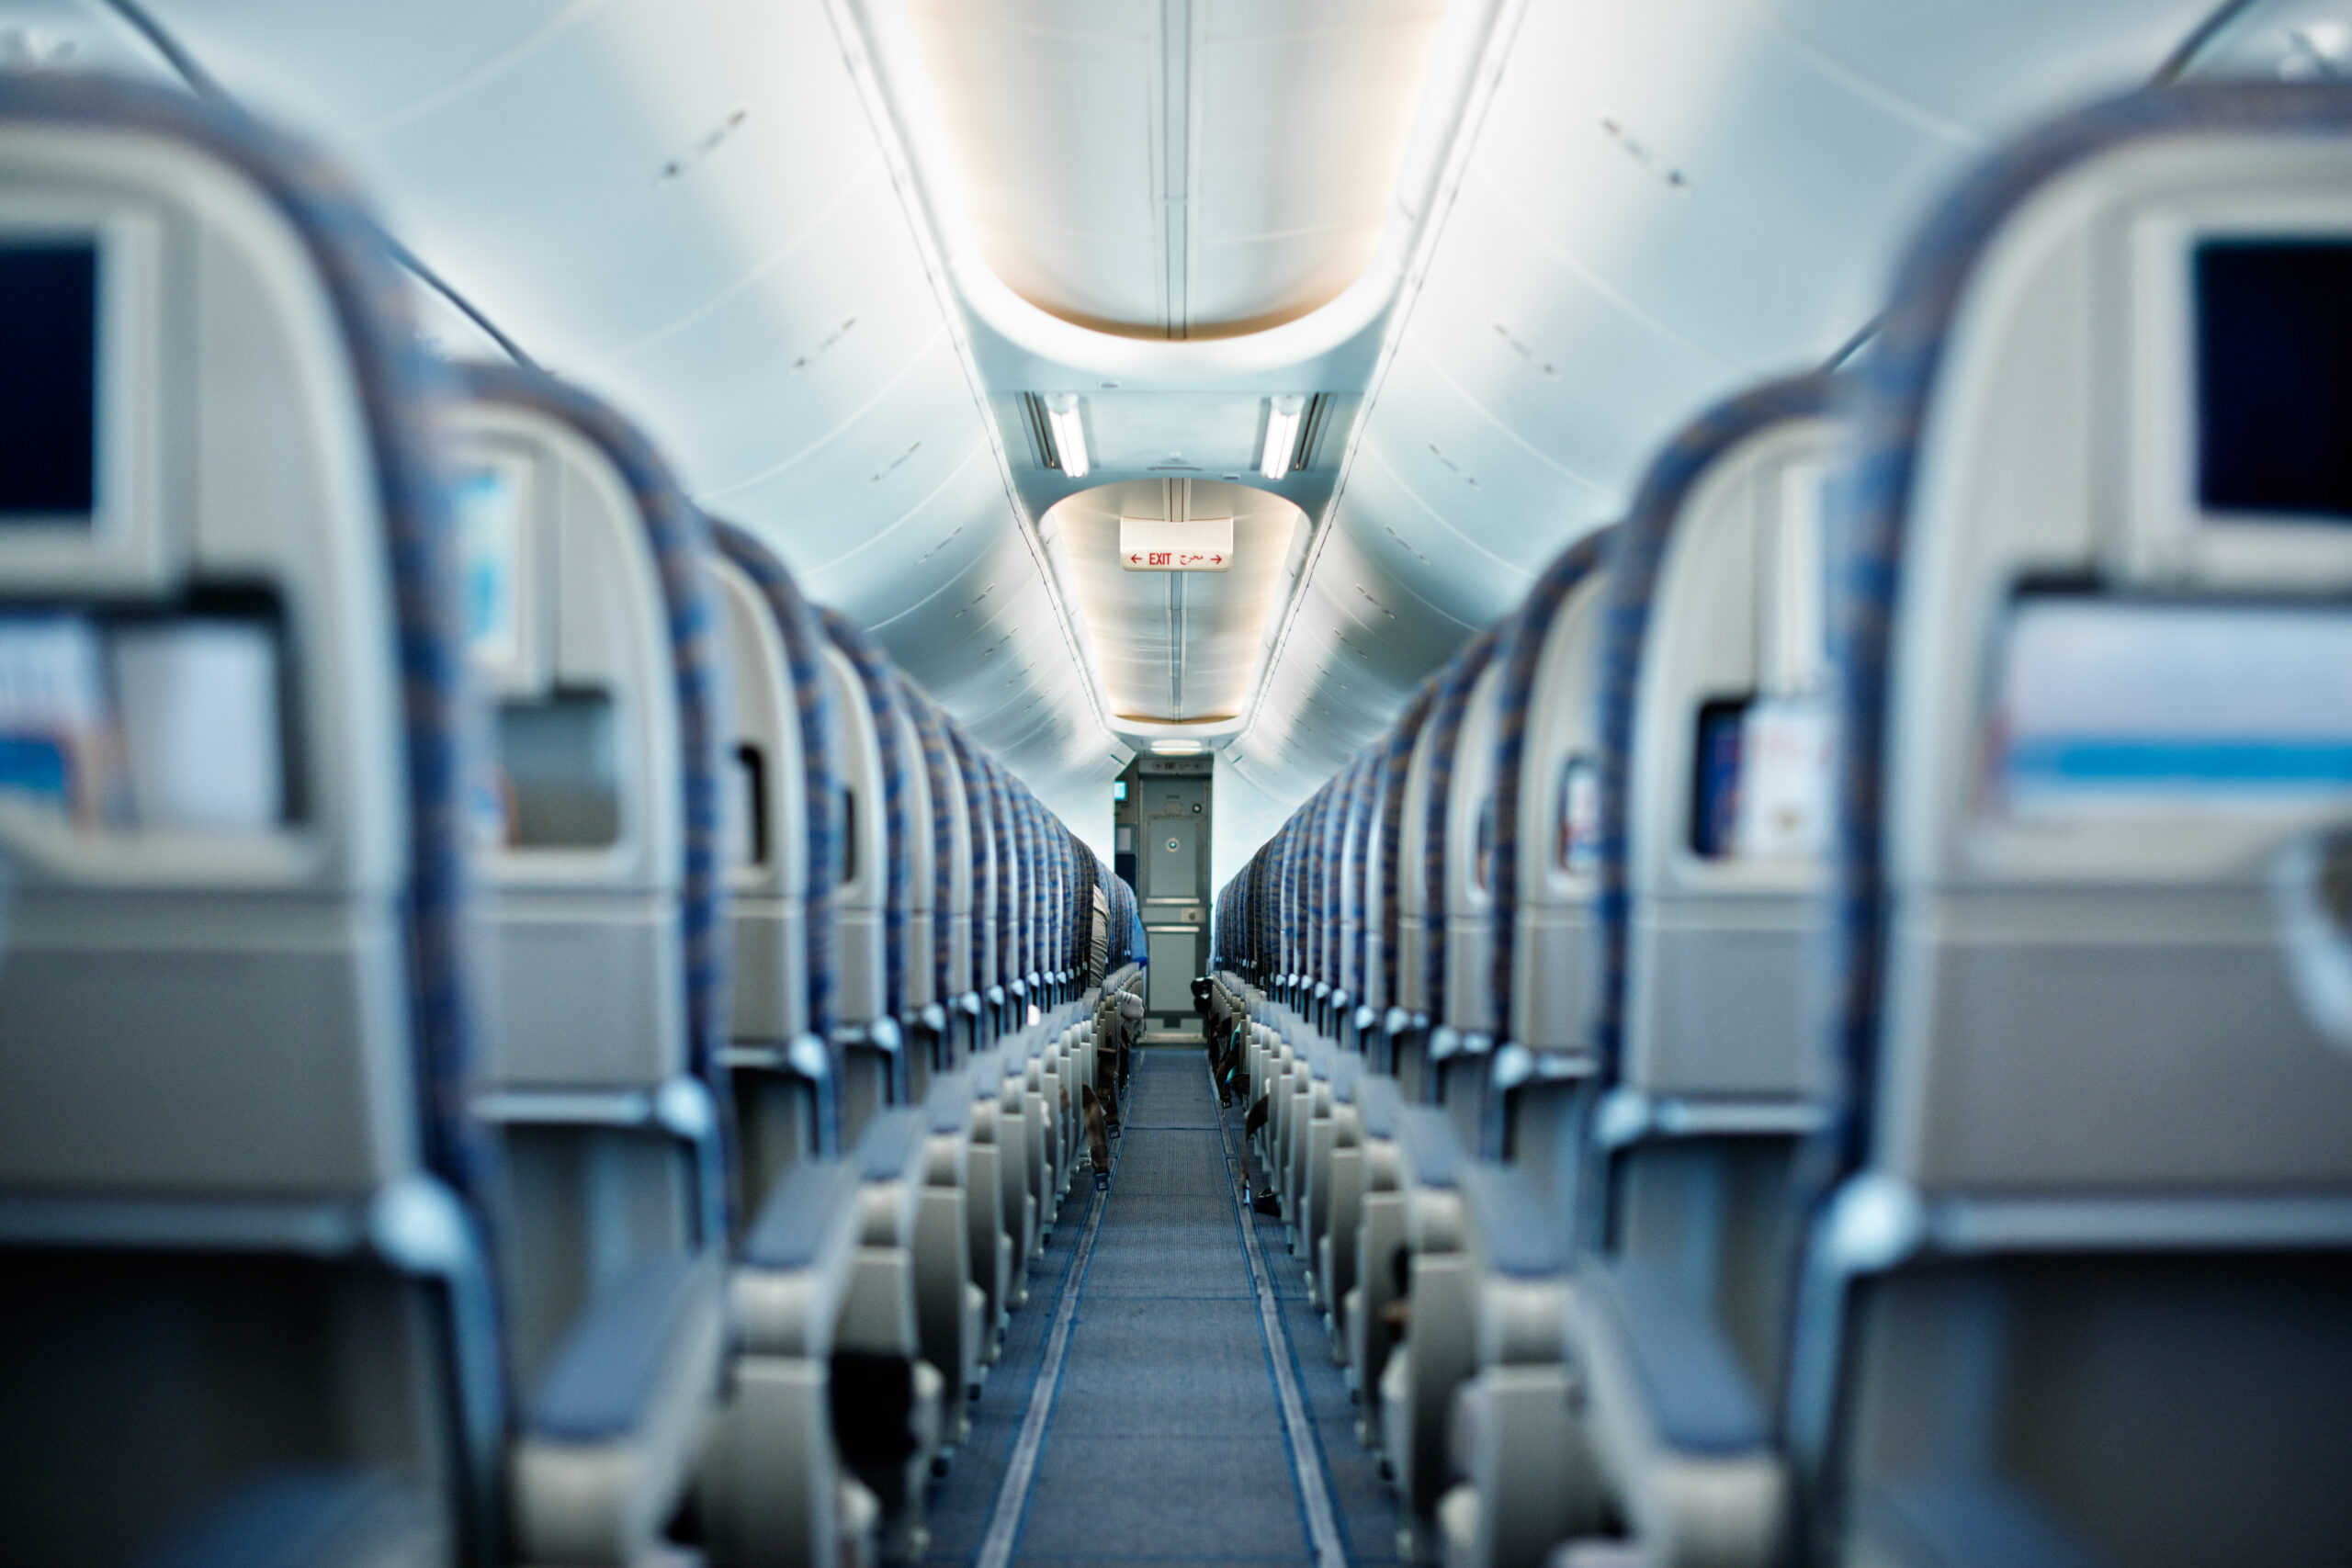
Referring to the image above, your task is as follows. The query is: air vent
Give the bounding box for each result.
[1294,393,1339,470]
[1020,393,1058,470]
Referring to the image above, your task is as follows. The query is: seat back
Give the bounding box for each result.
[888,694,934,1023]
[1799,85,2352,1567]
[1418,627,1501,1046]
[710,521,841,1184]
[1503,552,1612,1059]
[946,725,995,1027]
[1478,529,1611,1203]
[1395,704,1442,1021]
[0,75,499,1562]
[903,687,974,1029]
[1600,378,1842,1107]
[451,365,731,1382]
[1575,378,1846,1417]
[820,612,908,1134]
[1371,680,1437,1035]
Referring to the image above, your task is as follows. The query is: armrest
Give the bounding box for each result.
[1857,1477,2103,1568]
[1576,1258,1783,1568]
[734,1157,863,1356]
[144,1471,430,1568]
[1399,1106,1465,1192]
[1462,1163,1566,1281]
[511,1252,726,1565]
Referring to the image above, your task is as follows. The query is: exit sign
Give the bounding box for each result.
[1120,515,1233,571]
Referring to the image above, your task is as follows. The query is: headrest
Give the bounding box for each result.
[1118,991,1144,1022]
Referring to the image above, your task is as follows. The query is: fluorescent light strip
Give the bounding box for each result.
[1045,394,1089,479]
[1260,394,1306,481]
[1152,739,1204,754]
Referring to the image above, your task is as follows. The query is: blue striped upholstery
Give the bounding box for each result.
[713,523,841,1043]
[1822,84,2352,1169]
[1010,783,1037,981]
[983,754,1023,984]
[1344,750,1380,1005]
[947,728,999,990]
[1375,678,1442,1012]
[1589,375,1838,1077]
[1419,625,1503,1022]
[1486,527,1613,1039]
[897,677,959,1001]
[821,610,910,1019]
[458,368,736,1160]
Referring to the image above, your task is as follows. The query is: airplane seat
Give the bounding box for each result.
[914,702,973,1064]
[1541,376,1848,1568]
[1382,1105,1476,1543]
[913,1068,980,1451]
[1378,681,1441,1089]
[1791,83,2352,1568]
[947,728,1001,1050]
[883,694,935,1104]
[709,523,841,1198]
[817,613,903,1145]
[1419,627,1504,1145]
[1434,527,1615,1568]
[704,1156,865,1568]
[1440,1163,1606,1568]
[991,1043,1036,1308]
[960,1044,1014,1359]
[450,365,736,1567]
[1319,1052,1367,1354]
[1283,1029,1331,1254]
[1348,1077,1408,1446]
[831,1107,944,1565]
[1489,529,1613,1211]
[0,73,503,1568]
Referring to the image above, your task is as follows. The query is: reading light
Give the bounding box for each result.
[1152,739,1204,754]
[1260,394,1306,481]
[1045,393,1089,480]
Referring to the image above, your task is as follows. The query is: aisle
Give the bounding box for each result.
[923,1047,1402,1567]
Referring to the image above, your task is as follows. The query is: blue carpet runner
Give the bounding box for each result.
[923,1046,1403,1566]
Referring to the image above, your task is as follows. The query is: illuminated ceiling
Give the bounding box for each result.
[903,0,1447,341]
[1040,478,1306,736]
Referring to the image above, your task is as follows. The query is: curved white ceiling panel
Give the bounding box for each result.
[695,344,990,558]
[1400,168,1735,497]
[904,0,1447,338]
[588,203,947,495]
[1042,478,1304,727]
[141,0,1119,817]
[1764,0,2220,137]
[1222,0,2224,825]
[1475,0,1974,370]
[793,439,1008,605]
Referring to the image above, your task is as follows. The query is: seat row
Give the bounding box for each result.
[1210,79,2352,1568]
[0,74,1147,1568]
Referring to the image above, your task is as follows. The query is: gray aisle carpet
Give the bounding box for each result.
[923,1045,1403,1567]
